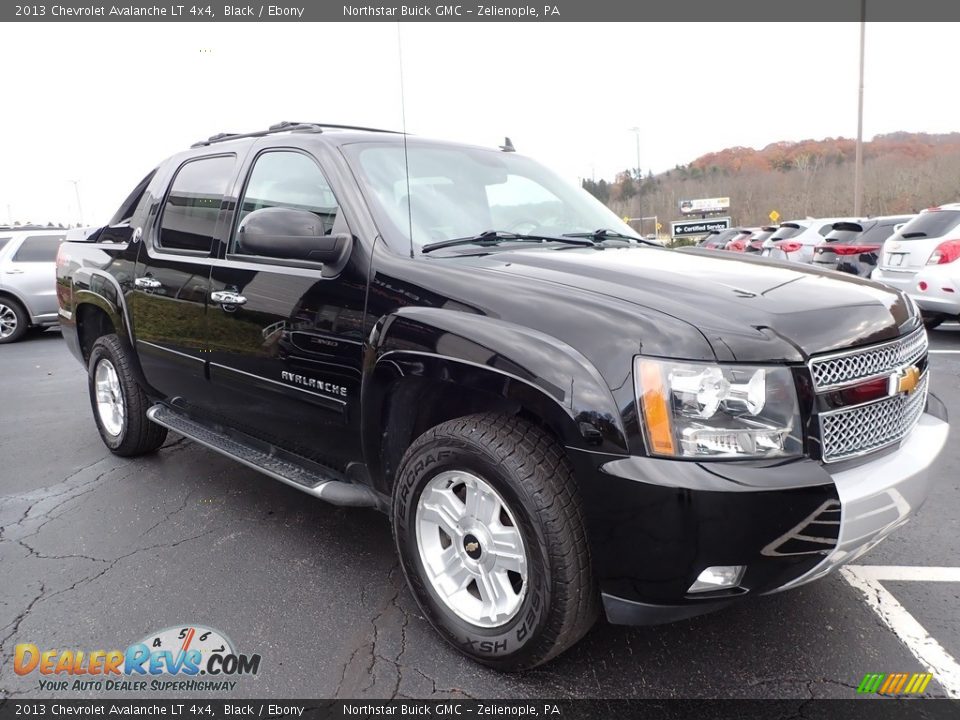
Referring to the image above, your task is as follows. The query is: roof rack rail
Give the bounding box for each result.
[190,121,400,148]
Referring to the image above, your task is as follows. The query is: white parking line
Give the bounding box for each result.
[928,350,960,354]
[841,565,960,698]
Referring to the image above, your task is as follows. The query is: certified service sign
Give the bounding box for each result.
[671,217,732,238]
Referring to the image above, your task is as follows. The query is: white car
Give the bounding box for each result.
[761,217,861,264]
[873,204,960,328]
[0,227,68,343]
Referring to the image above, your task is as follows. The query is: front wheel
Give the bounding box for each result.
[392,414,598,670]
[87,334,167,456]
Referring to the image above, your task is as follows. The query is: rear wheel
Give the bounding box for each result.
[0,298,28,344]
[923,316,945,331]
[88,334,167,456]
[392,413,598,670]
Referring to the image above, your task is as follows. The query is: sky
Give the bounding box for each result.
[1,21,958,226]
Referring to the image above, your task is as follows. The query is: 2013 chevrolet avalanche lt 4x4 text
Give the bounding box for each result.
[57,122,949,670]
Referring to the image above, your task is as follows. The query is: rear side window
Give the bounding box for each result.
[12,235,65,262]
[817,224,834,236]
[898,210,960,240]
[159,155,235,253]
[857,222,902,245]
[0,237,10,252]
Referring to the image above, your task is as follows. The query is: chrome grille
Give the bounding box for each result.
[809,327,927,391]
[820,373,928,462]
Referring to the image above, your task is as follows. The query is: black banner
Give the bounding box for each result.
[4,0,960,22]
[1,700,960,720]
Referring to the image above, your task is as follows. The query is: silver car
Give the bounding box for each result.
[873,204,960,328]
[0,228,66,343]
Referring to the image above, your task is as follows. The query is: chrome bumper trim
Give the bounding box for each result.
[767,412,949,593]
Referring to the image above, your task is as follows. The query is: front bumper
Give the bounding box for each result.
[570,398,948,626]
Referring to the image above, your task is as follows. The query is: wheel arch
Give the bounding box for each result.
[0,288,33,319]
[73,285,150,390]
[361,307,628,494]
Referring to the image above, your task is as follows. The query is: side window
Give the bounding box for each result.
[158,155,235,253]
[231,151,341,253]
[12,235,65,262]
[0,237,11,253]
[818,224,834,236]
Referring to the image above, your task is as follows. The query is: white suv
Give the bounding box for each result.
[761,217,861,264]
[873,205,960,329]
[0,227,67,343]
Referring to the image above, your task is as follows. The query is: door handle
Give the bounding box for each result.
[210,290,247,306]
[134,277,161,289]
[4,269,24,275]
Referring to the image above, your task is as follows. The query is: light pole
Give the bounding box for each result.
[629,127,642,235]
[853,1,866,216]
[70,180,84,226]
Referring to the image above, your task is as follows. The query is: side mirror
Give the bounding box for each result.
[236,207,351,264]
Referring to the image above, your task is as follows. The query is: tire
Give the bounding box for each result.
[0,297,29,344]
[87,334,167,456]
[923,316,945,331]
[392,413,598,670]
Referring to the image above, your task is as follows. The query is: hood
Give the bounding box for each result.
[458,245,916,362]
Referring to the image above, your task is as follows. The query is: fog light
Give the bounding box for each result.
[688,565,745,593]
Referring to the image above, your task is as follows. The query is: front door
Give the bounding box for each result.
[206,148,368,470]
[132,153,239,402]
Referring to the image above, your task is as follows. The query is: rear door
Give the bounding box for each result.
[205,146,368,469]
[880,210,960,273]
[132,153,240,402]
[2,233,65,320]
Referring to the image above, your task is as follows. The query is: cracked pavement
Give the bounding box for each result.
[1,328,958,699]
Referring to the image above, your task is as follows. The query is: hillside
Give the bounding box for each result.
[585,132,960,235]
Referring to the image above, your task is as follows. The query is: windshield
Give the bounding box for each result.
[343,141,641,251]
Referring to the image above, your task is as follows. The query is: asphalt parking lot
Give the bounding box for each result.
[1,327,958,700]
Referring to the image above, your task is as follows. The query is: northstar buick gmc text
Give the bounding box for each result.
[56,122,949,669]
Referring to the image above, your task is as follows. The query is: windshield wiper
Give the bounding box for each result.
[421,230,594,254]
[563,228,660,246]
[901,231,928,239]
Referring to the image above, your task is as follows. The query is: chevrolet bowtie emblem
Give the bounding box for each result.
[891,365,921,396]
[464,541,480,553]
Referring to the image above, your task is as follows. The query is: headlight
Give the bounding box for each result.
[634,357,802,459]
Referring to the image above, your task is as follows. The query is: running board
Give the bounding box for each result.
[146,404,379,508]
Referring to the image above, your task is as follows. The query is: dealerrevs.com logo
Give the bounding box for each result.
[14,625,261,692]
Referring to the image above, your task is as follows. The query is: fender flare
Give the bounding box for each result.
[71,272,150,388]
[361,307,629,485]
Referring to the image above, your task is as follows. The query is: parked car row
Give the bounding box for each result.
[698,206,960,328]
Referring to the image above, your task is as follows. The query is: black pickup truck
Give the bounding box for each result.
[57,122,949,670]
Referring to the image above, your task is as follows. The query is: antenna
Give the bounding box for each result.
[499,137,516,152]
[397,23,414,259]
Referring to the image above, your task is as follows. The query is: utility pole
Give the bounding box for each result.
[853,1,866,217]
[630,127,642,235]
[70,180,85,225]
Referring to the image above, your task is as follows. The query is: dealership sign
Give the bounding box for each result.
[671,217,731,238]
[679,197,730,214]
